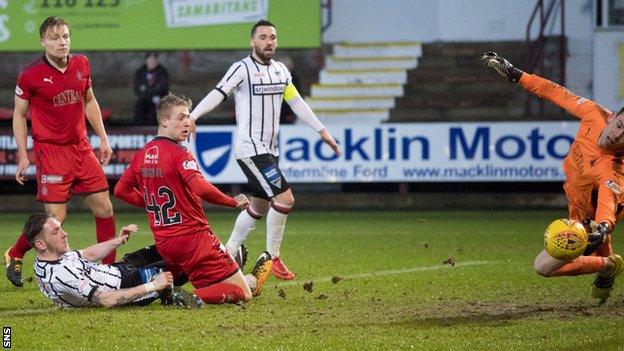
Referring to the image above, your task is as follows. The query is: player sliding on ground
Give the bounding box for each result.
[481,52,624,303]
[23,212,199,308]
[115,93,271,304]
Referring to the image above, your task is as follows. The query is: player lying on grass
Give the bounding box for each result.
[23,212,201,308]
[482,52,624,303]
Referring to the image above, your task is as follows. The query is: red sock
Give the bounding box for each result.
[551,256,605,276]
[8,233,31,259]
[194,283,246,304]
[96,216,116,264]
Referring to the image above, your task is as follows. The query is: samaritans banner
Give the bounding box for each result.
[0,0,320,51]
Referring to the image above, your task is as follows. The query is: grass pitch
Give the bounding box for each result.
[1,210,623,350]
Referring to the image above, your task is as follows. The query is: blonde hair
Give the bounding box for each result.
[156,93,192,122]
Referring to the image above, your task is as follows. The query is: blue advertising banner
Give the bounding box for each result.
[0,122,579,183]
[188,122,578,183]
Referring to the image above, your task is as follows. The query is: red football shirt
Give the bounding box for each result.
[118,137,235,238]
[15,54,91,145]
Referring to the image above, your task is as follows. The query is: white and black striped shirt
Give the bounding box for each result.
[216,55,291,159]
[34,251,123,308]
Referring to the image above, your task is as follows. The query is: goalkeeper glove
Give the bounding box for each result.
[480,52,523,83]
[583,222,610,256]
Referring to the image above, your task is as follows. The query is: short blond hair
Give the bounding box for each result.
[157,93,192,122]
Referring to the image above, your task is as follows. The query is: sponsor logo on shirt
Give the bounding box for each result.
[144,146,159,164]
[183,160,199,171]
[252,83,286,96]
[41,175,63,184]
[605,179,622,195]
[43,76,53,84]
[254,72,266,78]
[52,90,83,107]
[576,98,588,105]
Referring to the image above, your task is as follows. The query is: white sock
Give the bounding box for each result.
[226,210,260,255]
[266,206,289,258]
[244,274,258,291]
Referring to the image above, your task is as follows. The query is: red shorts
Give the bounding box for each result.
[154,230,238,288]
[34,138,108,203]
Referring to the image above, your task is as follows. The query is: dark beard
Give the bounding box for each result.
[254,47,273,63]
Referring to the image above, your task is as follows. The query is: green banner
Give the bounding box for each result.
[0,0,320,51]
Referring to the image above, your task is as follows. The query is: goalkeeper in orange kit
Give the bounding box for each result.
[482,52,624,303]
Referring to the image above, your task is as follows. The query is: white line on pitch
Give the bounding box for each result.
[271,260,493,287]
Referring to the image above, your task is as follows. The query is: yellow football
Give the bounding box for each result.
[544,219,588,261]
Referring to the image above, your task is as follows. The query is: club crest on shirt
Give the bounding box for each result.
[144,146,159,164]
[182,160,199,171]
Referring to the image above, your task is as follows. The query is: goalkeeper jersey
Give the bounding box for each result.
[215,55,292,159]
[518,73,615,161]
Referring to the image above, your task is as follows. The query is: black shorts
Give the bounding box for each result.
[237,154,290,200]
[115,245,188,289]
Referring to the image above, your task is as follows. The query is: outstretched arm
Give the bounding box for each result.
[481,52,590,119]
[188,89,226,140]
[284,84,341,156]
[80,225,137,262]
[187,174,239,208]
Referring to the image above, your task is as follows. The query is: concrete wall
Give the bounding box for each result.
[323,0,595,102]
[593,31,624,112]
[323,0,562,43]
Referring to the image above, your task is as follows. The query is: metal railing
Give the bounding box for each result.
[525,0,566,116]
[321,0,332,33]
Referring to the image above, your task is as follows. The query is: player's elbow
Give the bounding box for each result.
[95,292,120,307]
[113,183,126,201]
[100,299,118,308]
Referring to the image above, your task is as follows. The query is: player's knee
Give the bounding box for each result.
[46,208,67,223]
[248,205,268,218]
[91,200,114,217]
[274,193,294,208]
